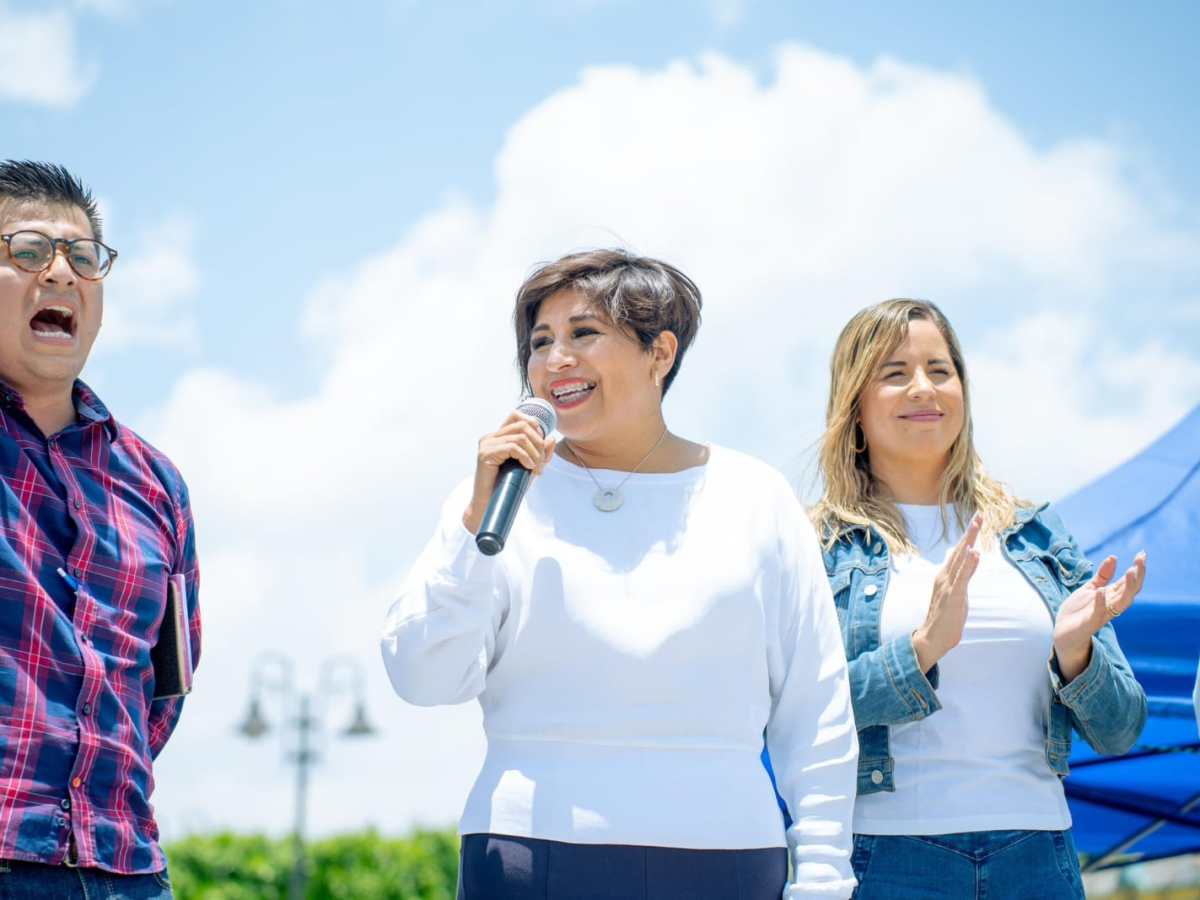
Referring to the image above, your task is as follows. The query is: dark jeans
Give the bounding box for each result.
[458,834,787,900]
[0,859,172,900]
[851,830,1085,900]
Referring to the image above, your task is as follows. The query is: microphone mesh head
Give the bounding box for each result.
[517,397,557,437]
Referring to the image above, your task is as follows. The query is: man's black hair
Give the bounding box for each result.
[0,160,103,241]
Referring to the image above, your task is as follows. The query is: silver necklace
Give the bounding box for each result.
[564,428,669,512]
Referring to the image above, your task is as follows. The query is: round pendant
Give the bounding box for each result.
[593,487,623,512]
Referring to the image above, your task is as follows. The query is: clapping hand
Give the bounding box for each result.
[1053,552,1147,681]
[912,514,983,673]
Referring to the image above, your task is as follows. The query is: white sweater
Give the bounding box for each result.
[381,446,858,898]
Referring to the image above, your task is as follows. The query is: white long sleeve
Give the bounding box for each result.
[381,481,509,706]
[766,496,859,899]
[380,446,857,897]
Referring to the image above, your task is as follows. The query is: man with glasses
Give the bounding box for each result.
[0,160,198,898]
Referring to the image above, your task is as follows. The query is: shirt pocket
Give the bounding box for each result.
[91,544,174,673]
[1043,542,1092,592]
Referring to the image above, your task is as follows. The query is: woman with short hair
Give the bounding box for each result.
[812,299,1147,899]
[382,249,859,899]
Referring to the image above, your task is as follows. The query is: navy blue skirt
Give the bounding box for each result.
[457,834,787,900]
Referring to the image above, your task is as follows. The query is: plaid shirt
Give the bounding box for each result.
[0,379,200,874]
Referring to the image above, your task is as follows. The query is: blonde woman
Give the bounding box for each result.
[811,299,1147,899]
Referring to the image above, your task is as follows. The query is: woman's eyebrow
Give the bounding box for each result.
[881,357,951,368]
[532,314,603,333]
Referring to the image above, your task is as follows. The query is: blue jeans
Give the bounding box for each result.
[0,859,172,899]
[851,830,1084,900]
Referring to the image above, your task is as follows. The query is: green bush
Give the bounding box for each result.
[165,828,459,900]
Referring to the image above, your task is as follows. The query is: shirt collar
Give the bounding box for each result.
[72,379,119,440]
[829,500,1050,543]
[1006,500,1050,533]
[0,378,23,409]
[0,378,119,441]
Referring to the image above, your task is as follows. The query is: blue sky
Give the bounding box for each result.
[2,0,1198,841]
[6,0,1198,393]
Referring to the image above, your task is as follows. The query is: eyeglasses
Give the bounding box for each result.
[0,230,118,281]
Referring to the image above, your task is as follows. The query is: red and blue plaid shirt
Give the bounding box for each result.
[0,379,200,874]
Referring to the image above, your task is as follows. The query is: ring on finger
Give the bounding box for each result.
[1105,604,1122,620]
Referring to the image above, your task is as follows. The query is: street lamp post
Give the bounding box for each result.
[236,653,378,900]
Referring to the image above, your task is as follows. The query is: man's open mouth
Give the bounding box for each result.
[29,306,76,340]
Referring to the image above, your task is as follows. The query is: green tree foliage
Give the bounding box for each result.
[165,829,459,900]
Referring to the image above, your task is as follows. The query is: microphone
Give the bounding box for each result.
[476,398,557,556]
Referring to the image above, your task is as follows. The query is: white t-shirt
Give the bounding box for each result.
[852,504,1072,835]
[382,446,859,899]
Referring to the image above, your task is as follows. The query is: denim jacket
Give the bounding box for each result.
[822,503,1147,797]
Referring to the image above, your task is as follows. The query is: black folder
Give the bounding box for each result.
[151,573,193,699]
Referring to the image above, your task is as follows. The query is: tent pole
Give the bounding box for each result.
[1081,791,1200,872]
[1066,784,1200,829]
[1067,741,1200,770]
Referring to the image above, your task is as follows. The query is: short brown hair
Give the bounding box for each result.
[513,249,703,396]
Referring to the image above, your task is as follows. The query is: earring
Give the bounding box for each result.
[851,425,867,454]
[654,370,662,389]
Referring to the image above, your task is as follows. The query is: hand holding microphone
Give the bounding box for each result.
[464,398,557,555]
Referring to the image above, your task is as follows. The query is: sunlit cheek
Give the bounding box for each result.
[859,392,892,434]
[526,363,545,397]
[948,412,966,439]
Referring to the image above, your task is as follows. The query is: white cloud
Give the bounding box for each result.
[0,3,96,107]
[0,0,164,107]
[73,0,166,20]
[95,214,200,350]
[972,310,1200,503]
[558,0,747,28]
[144,45,1199,840]
[74,0,136,16]
[711,0,747,29]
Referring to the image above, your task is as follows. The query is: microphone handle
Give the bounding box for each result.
[476,458,533,556]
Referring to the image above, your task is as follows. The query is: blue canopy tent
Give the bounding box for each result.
[1056,404,1200,870]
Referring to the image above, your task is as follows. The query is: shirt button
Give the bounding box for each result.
[73,568,82,578]
[864,584,878,597]
[71,777,82,789]
[73,499,82,510]
[81,703,91,715]
[60,798,71,810]
[873,544,884,554]
[870,770,885,785]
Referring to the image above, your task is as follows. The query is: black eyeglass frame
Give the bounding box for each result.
[0,230,119,281]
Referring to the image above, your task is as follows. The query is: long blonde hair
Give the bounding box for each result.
[810,299,1025,553]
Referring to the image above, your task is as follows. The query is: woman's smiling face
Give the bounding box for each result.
[526,289,662,443]
[858,316,965,473]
